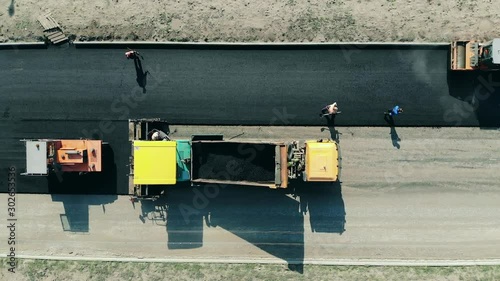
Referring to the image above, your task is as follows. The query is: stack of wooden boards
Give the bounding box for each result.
[37,14,68,45]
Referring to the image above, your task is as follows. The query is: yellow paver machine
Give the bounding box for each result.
[128,119,342,200]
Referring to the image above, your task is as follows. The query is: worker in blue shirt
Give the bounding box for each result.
[385,105,403,116]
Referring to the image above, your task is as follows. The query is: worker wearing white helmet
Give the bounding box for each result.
[151,130,170,141]
[320,102,340,117]
[152,131,161,140]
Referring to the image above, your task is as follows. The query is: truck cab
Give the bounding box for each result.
[303,139,340,182]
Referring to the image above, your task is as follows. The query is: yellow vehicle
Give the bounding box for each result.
[128,119,341,199]
[451,38,500,71]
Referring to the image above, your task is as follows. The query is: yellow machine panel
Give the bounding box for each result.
[133,141,177,185]
[304,140,339,181]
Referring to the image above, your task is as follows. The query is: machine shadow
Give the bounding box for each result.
[202,185,305,272]
[133,183,203,249]
[448,70,500,128]
[49,144,118,232]
[293,180,346,234]
[166,184,204,250]
[143,181,346,273]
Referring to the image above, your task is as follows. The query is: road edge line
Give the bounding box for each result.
[0,42,47,49]
[3,255,500,266]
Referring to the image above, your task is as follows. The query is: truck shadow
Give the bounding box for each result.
[49,144,118,232]
[293,181,346,234]
[140,181,345,273]
[202,185,304,271]
[447,70,500,128]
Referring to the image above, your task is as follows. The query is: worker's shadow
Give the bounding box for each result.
[384,114,401,149]
[134,57,149,93]
[321,115,341,143]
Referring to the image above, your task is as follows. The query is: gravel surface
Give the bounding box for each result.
[1,0,499,43]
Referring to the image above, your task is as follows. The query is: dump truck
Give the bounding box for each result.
[451,38,500,71]
[128,119,341,200]
[190,135,340,188]
[20,139,102,176]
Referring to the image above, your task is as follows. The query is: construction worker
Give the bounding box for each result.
[151,130,170,141]
[320,102,340,117]
[384,105,403,117]
[125,50,139,59]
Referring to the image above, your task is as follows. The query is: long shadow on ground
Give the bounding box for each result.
[137,181,345,274]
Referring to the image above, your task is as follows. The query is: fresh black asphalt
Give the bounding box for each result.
[1,43,499,194]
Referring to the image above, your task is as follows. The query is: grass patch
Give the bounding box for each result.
[2,258,500,281]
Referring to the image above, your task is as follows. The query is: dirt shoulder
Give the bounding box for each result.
[1,0,498,43]
[2,259,500,281]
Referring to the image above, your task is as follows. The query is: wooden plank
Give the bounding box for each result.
[48,32,63,39]
[37,18,49,29]
[38,14,68,44]
[52,36,67,43]
[47,17,60,29]
[51,35,65,41]
[51,34,66,41]
[52,35,68,44]
[53,38,67,44]
[46,32,58,37]
[37,14,61,31]
[38,17,54,30]
[48,35,60,41]
[45,29,60,34]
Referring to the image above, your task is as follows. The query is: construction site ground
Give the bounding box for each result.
[0,0,499,43]
[2,0,500,279]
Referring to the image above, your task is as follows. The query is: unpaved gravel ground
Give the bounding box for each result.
[0,0,499,43]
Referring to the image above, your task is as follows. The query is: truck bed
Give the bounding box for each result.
[191,141,279,185]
